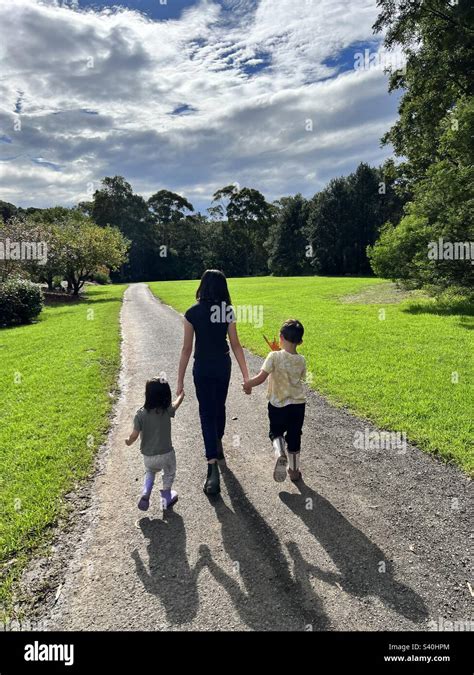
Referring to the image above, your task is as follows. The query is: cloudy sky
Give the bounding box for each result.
[0,0,401,212]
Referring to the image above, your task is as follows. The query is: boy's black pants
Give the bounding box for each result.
[268,402,305,453]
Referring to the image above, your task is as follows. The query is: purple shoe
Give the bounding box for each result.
[138,495,150,511]
[160,490,178,509]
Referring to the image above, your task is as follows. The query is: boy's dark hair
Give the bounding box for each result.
[280,319,304,344]
[196,269,232,305]
[144,377,172,412]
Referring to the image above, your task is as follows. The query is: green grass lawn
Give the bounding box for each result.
[0,284,126,617]
[149,277,473,475]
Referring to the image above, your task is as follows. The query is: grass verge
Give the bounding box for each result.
[0,284,127,618]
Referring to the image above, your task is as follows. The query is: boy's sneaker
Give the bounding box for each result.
[288,468,302,482]
[273,454,288,482]
[272,436,288,482]
[287,451,301,482]
[160,489,178,509]
[138,495,150,511]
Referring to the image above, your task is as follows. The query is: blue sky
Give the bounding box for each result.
[79,0,204,21]
[0,0,402,211]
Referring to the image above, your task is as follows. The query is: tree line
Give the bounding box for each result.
[0,162,404,286]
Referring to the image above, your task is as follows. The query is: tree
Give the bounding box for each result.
[305,177,351,275]
[90,176,152,281]
[0,211,130,293]
[212,185,274,275]
[0,200,18,222]
[377,159,406,226]
[34,222,68,290]
[28,208,87,289]
[147,190,194,231]
[146,190,196,279]
[373,0,473,189]
[345,163,402,274]
[26,206,74,223]
[369,1,474,294]
[368,97,474,294]
[304,164,396,275]
[267,195,311,276]
[0,216,45,281]
[62,219,130,295]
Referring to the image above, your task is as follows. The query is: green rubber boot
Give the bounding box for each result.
[204,462,220,495]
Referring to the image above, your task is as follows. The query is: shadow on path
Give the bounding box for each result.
[199,467,329,630]
[280,480,429,624]
[132,512,203,625]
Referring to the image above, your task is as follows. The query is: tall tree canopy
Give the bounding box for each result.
[374,0,474,188]
[306,164,402,276]
[369,0,473,295]
[212,185,275,276]
[90,176,153,280]
[267,194,311,276]
[148,190,194,228]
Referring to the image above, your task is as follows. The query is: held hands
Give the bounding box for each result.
[242,380,252,395]
[173,388,185,411]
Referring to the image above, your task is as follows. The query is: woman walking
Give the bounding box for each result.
[177,270,250,495]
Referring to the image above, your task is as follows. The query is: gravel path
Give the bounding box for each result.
[39,283,472,631]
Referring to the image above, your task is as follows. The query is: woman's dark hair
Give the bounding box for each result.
[196,269,232,305]
[144,377,172,412]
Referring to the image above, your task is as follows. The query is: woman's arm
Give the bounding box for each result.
[228,321,249,381]
[177,318,194,395]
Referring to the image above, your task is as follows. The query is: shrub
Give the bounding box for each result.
[52,275,65,290]
[93,271,110,285]
[0,278,44,327]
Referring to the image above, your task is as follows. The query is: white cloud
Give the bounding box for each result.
[0,0,398,209]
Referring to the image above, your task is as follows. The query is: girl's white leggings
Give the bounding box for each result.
[143,449,176,490]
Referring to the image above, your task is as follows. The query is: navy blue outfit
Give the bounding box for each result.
[185,301,232,460]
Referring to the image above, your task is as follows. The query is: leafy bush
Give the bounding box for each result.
[0,278,44,327]
[93,270,111,285]
[52,275,65,290]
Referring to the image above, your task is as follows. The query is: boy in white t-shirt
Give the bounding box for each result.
[243,319,306,482]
